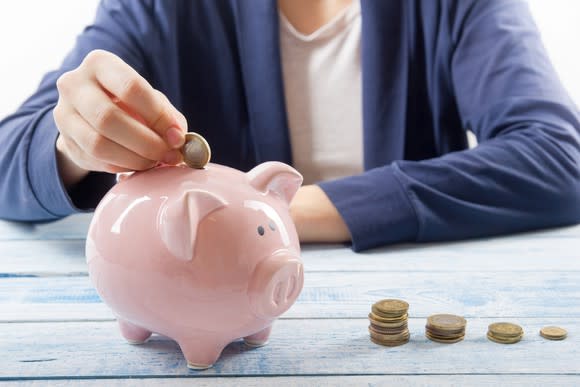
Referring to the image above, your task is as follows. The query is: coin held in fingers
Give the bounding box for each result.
[181,132,211,169]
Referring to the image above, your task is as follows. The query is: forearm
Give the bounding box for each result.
[290,185,351,243]
[0,107,76,220]
[319,119,579,252]
[395,121,580,242]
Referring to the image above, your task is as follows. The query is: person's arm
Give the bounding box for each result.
[291,185,351,243]
[0,0,174,221]
[315,0,580,251]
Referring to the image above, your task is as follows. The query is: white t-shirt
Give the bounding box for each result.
[279,1,363,185]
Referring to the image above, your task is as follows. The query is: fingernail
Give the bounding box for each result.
[162,149,182,165]
[166,126,185,149]
[174,113,188,133]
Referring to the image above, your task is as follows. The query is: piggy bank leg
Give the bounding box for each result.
[243,325,272,347]
[118,319,152,344]
[178,337,227,370]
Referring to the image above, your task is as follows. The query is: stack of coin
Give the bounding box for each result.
[181,132,211,169]
[487,322,524,344]
[425,314,466,344]
[368,299,410,347]
[540,326,567,341]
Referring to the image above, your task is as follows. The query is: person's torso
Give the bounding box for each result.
[141,0,468,173]
[279,0,364,184]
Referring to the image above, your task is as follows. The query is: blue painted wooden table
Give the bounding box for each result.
[1,214,579,386]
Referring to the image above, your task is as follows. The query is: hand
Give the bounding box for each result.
[54,49,187,188]
[290,185,351,243]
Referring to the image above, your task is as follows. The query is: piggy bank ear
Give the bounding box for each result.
[247,162,303,204]
[160,189,227,261]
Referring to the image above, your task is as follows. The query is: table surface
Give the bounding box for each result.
[1,214,579,386]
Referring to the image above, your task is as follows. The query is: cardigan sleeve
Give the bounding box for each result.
[0,0,162,221]
[319,0,580,251]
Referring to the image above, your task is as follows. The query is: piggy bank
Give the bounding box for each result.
[86,162,304,369]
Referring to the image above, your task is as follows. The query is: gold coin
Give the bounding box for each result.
[426,326,465,336]
[370,322,407,332]
[369,320,407,330]
[425,329,464,339]
[488,322,523,338]
[372,310,406,319]
[426,332,465,344]
[540,326,567,340]
[427,314,466,330]
[371,328,407,336]
[181,132,211,169]
[369,326,410,341]
[373,299,409,314]
[368,318,408,330]
[371,308,408,320]
[369,327,410,341]
[487,332,523,344]
[370,335,409,347]
[368,312,408,323]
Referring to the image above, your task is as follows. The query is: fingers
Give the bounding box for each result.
[54,49,188,185]
[57,133,128,175]
[54,104,158,172]
[86,50,186,141]
[70,84,169,162]
[155,90,187,148]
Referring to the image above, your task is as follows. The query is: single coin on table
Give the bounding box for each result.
[181,132,211,169]
[540,326,567,340]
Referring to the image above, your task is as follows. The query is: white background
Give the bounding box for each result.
[0,0,578,118]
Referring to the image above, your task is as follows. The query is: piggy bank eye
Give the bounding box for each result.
[268,220,276,231]
[257,225,265,236]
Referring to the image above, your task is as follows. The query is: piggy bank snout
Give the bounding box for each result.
[249,254,304,319]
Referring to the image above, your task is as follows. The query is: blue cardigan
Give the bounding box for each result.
[0,0,579,251]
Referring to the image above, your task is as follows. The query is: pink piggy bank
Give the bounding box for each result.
[86,162,304,369]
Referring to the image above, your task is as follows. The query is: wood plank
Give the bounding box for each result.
[4,375,580,386]
[0,241,87,276]
[0,304,113,322]
[2,270,580,322]
[1,318,578,378]
[1,213,578,244]
[0,214,91,241]
[2,231,580,276]
[303,235,580,272]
